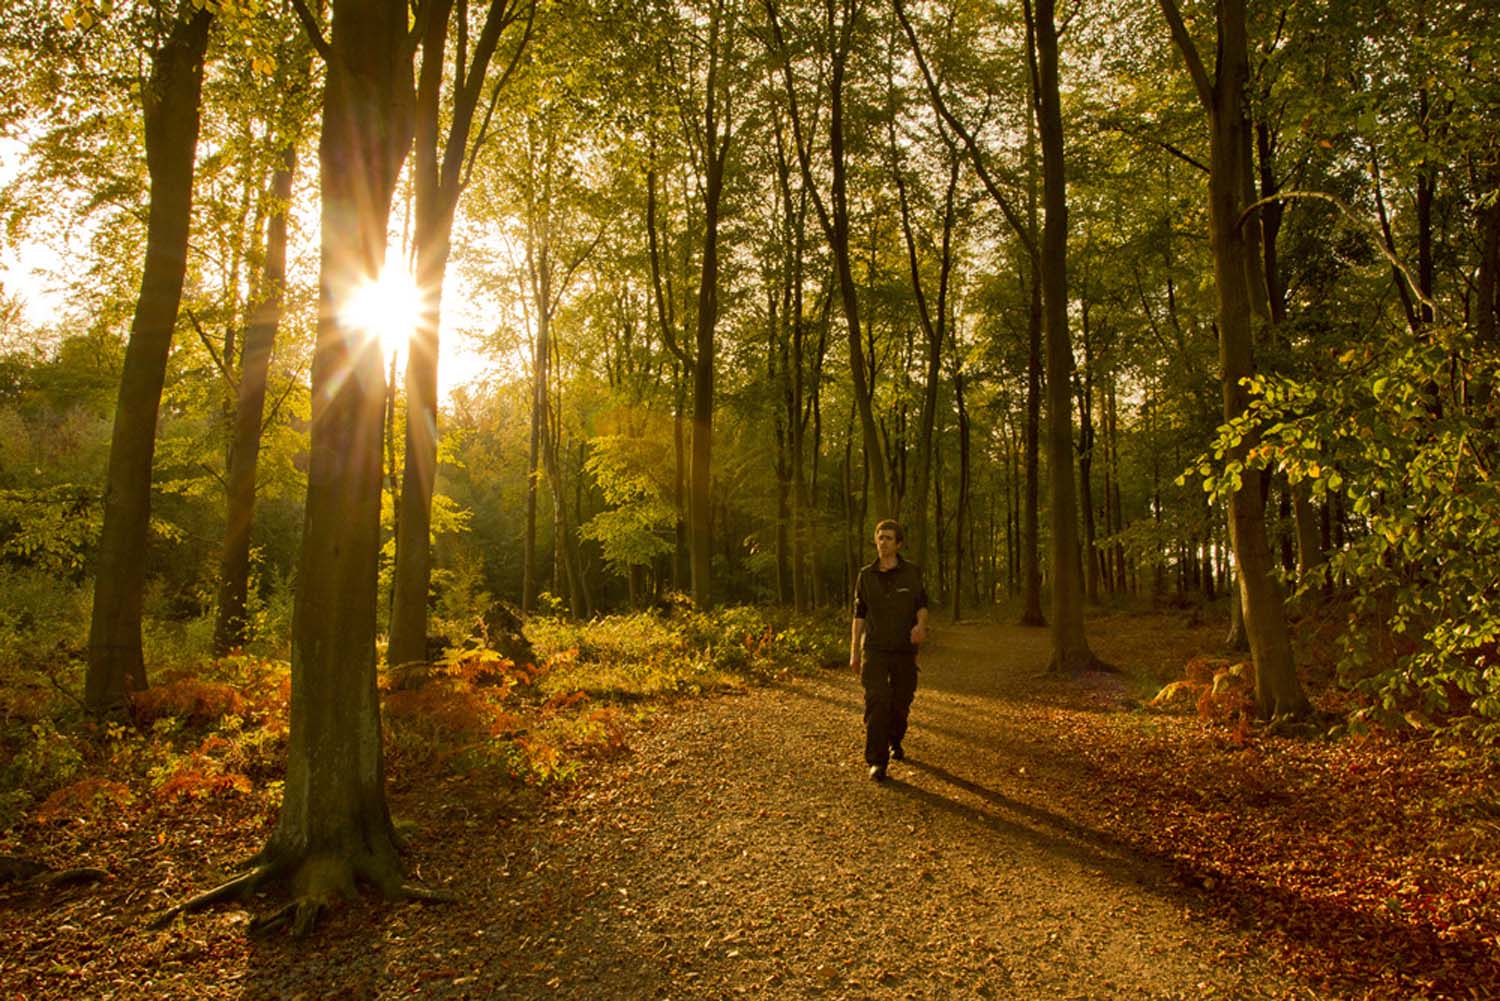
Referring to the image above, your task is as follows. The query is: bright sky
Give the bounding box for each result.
[0,134,505,399]
[0,137,73,334]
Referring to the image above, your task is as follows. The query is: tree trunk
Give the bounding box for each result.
[1161,0,1306,716]
[388,0,456,663]
[1020,260,1046,627]
[952,366,970,622]
[264,0,417,911]
[1076,311,1098,604]
[894,142,958,575]
[1293,483,1323,581]
[214,143,296,655]
[765,0,890,520]
[1032,0,1095,674]
[689,4,733,608]
[389,0,525,664]
[87,6,214,713]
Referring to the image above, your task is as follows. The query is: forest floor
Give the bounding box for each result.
[2,612,1497,999]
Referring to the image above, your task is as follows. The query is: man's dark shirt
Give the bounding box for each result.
[853,555,928,655]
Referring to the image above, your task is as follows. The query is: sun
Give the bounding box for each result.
[340,262,425,362]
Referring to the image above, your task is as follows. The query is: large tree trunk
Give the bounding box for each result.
[87,6,214,713]
[214,144,296,655]
[1033,0,1096,675]
[262,0,417,915]
[1161,0,1307,717]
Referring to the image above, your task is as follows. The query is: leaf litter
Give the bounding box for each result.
[1,614,1494,998]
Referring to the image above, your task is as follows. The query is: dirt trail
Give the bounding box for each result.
[16,621,1316,999]
[352,620,1299,1000]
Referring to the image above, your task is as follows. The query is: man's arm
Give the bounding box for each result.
[911,569,929,645]
[850,616,866,676]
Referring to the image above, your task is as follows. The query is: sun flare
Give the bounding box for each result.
[340,263,425,361]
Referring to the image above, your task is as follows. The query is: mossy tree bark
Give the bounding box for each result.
[86,4,214,713]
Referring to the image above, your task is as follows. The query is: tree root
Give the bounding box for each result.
[1,856,109,893]
[398,882,457,904]
[0,856,50,883]
[40,867,109,889]
[247,898,324,938]
[1046,651,1117,677]
[147,862,282,930]
[150,831,453,937]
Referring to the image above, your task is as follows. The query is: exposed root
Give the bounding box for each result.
[40,867,109,889]
[247,898,324,938]
[1,856,108,894]
[1047,650,1113,677]
[150,827,447,938]
[392,817,419,850]
[0,856,50,883]
[147,862,281,930]
[398,882,457,904]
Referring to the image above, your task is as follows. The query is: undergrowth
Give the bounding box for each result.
[524,601,845,700]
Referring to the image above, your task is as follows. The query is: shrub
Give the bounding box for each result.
[1185,327,1500,740]
[131,678,246,725]
[524,604,844,701]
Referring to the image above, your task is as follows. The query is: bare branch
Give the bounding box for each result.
[892,0,1036,257]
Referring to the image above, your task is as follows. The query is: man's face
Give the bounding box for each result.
[874,528,900,560]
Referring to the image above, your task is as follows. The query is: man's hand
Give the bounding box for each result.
[910,622,928,646]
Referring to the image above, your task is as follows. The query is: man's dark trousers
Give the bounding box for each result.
[862,650,918,767]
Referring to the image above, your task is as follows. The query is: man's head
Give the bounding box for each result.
[873,519,904,560]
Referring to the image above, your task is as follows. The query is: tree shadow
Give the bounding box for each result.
[892,756,1497,996]
[888,758,1178,892]
[775,674,1496,997]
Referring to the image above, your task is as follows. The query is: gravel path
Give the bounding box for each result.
[379,620,1301,1000]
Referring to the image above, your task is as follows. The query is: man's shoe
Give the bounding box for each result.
[868,764,887,782]
[890,742,905,761]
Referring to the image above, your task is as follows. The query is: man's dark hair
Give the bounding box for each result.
[875,518,904,543]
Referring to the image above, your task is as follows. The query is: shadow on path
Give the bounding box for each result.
[887,758,1175,894]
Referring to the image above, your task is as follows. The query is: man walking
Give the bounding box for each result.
[850,519,928,782]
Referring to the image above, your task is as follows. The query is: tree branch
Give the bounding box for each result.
[1100,121,1209,174]
[892,0,1036,257]
[288,0,331,61]
[1237,189,1438,321]
[1156,0,1213,113]
[185,309,235,392]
